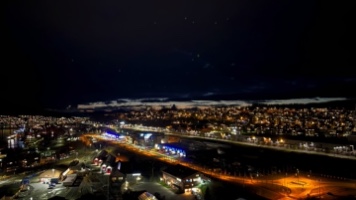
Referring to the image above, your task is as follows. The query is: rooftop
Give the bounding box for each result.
[162,164,199,179]
[39,169,62,178]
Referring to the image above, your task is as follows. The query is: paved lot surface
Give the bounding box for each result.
[17,181,73,200]
[130,181,196,200]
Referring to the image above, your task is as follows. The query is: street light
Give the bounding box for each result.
[318,179,321,197]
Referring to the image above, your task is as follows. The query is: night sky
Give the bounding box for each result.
[2,0,356,112]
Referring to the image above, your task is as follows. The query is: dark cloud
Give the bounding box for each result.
[1,0,356,111]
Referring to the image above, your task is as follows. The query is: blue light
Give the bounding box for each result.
[103,131,120,139]
[144,133,152,139]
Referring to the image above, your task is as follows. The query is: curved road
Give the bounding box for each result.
[83,133,356,200]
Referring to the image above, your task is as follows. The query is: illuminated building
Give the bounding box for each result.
[162,164,207,193]
[138,192,158,200]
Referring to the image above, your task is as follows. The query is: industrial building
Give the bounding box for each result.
[162,164,208,193]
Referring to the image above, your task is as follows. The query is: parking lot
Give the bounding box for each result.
[130,181,197,200]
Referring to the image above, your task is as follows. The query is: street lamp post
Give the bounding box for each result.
[242,172,245,188]
[318,179,320,196]
[1,123,4,141]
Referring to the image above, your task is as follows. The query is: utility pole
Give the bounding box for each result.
[354,104,356,133]
[243,172,245,188]
[151,161,154,181]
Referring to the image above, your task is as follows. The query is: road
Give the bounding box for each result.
[0,147,98,200]
[84,132,356,199]
[122,126,356,161]
[131,182,196,200]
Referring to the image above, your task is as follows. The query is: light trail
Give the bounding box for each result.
[82,133,356,199]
